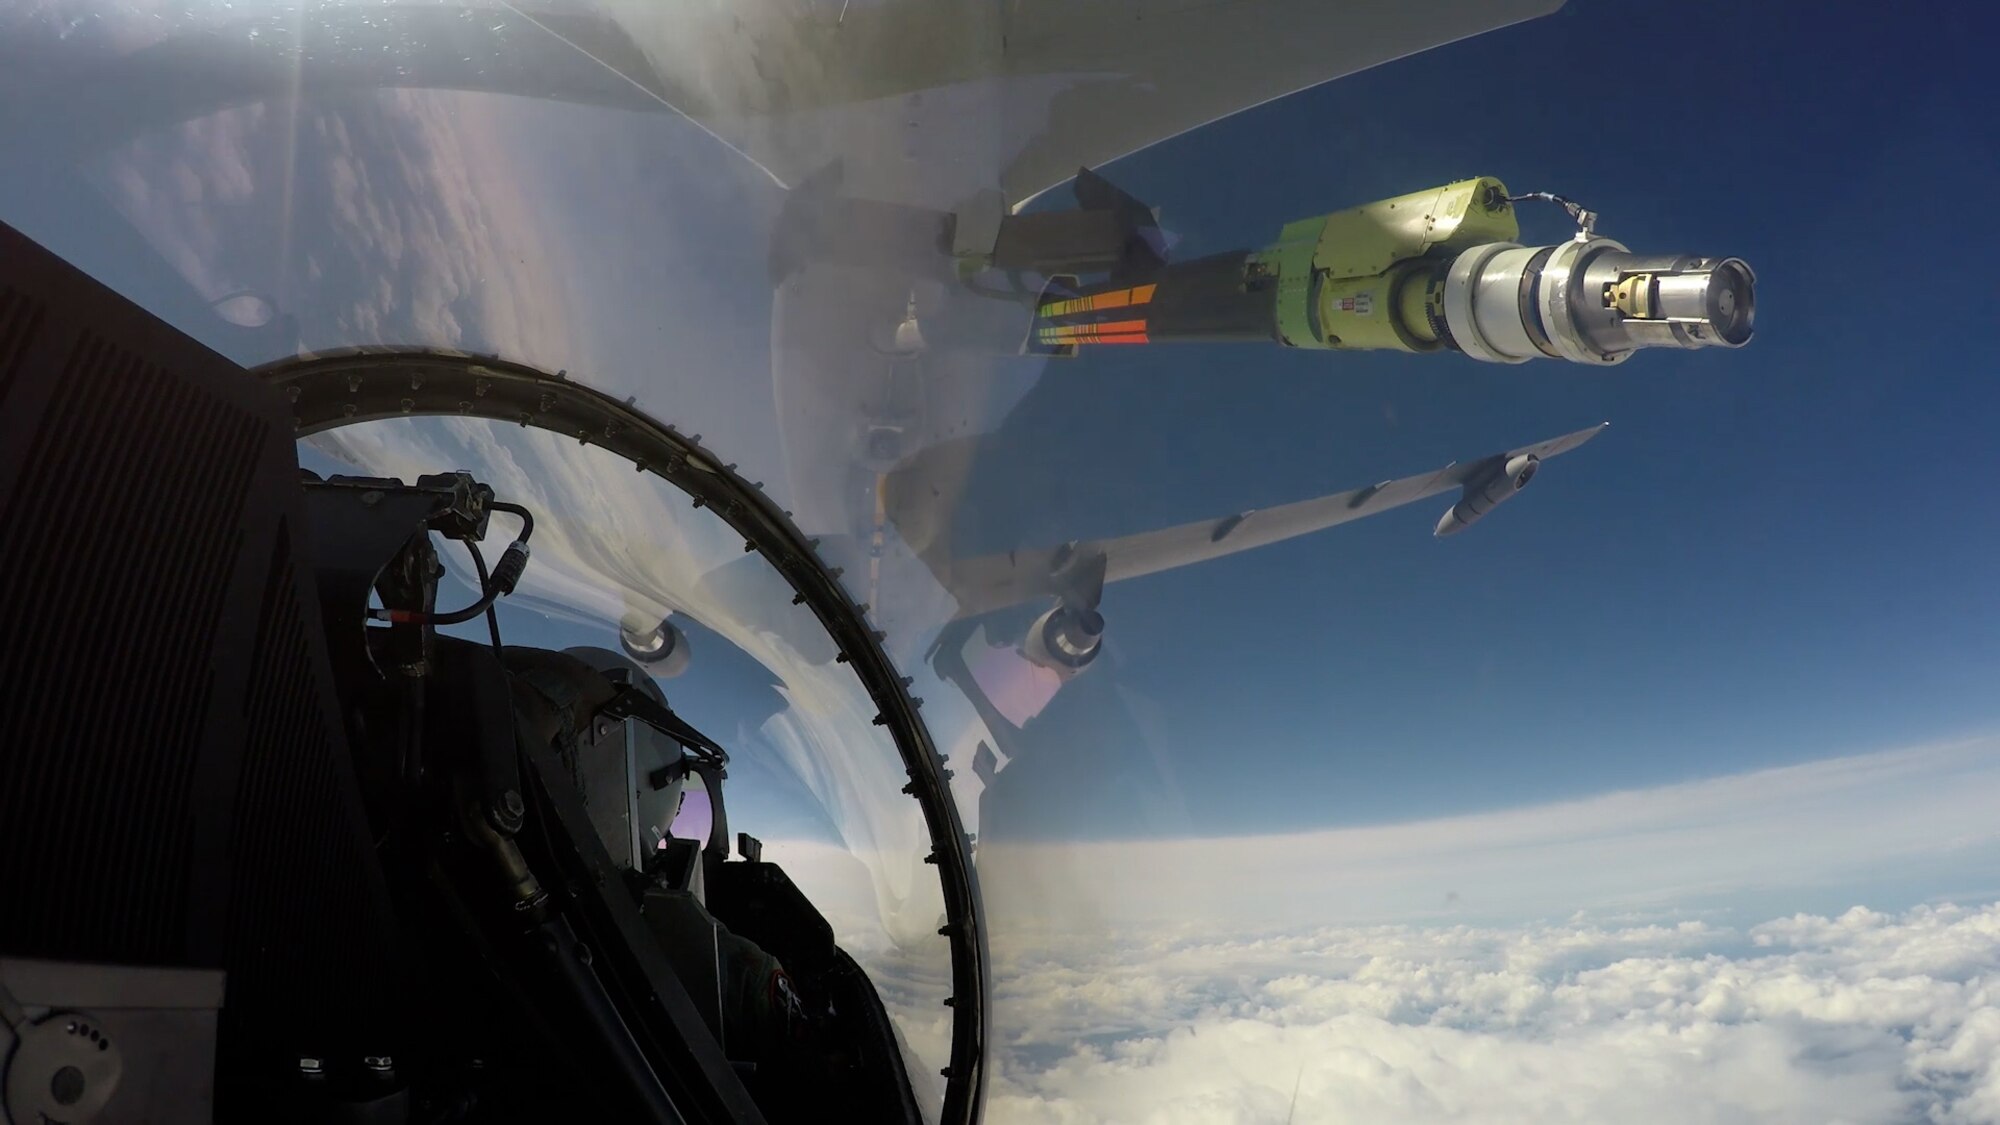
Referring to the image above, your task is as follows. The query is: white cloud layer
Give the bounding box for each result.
[975,900,2000,1125]
[974,735,2000,930]
[763,737,2000,1123]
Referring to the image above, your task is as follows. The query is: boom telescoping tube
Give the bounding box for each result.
[1030,177,1754,366]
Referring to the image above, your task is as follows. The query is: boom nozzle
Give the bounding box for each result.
[1444,241,1755,365]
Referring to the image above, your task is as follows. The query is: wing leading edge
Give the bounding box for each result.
[941,422,1608,618]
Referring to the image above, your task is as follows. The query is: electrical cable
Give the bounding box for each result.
[490,501,534,542]
[370,499,536,626]
[377,580,501,627]
[1504,190,1598,238]
[467,539,505,655]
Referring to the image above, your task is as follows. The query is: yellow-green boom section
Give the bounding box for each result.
[1030,174,1754,364]
[1250,176,1519,352]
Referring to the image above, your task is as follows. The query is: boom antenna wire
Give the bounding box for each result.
[1505,190,1599,240]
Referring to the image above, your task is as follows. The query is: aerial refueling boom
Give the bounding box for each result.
[1028,176,1755,366]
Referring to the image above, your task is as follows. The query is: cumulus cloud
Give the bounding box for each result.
[966,901,2000,1125]
[759,736,2000,1123]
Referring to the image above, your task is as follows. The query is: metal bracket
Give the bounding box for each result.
[599,685,728,766]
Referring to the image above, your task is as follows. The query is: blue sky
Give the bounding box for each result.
[960,0,2000,841]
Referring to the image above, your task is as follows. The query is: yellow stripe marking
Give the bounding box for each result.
[1038,283,1161,320]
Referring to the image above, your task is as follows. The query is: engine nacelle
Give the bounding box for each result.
[618,615,693,677]
[1022,603,1105,680]
[1434,454,1538,538]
